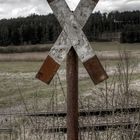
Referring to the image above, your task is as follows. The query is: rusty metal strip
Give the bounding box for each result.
[66,48,79,140]
[83,55,108,84]
[36,55,60,84]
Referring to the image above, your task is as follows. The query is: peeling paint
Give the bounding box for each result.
[48,0,98,64]
[49,30,71,64]
[49,0,95,62]
[37,0,98,84]
[36,0,108,84]
[46,0,108,84]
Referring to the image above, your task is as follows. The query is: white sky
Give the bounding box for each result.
[0,0,140,19]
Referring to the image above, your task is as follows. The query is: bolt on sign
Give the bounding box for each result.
[36,0,108,85]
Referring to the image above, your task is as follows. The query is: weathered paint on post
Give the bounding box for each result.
[67,47,78,140]
[36,0,99,84]
[49,30,71,64]
[47,0,108,84]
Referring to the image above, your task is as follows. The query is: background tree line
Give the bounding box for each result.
[0,10,140,46]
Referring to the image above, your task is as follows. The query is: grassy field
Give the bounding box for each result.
[0,42,140,53]
[0,42,140,109]
[0,42,140,140]
[91,42,140,51]
[0,61,67,109]
[0,42,140,62]
[0,44,51,53]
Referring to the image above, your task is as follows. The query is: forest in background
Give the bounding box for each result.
[0,10,140,46]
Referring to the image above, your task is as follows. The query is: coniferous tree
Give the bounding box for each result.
[0,11,140,46]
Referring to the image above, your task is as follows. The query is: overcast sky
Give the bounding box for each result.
[0,0,140,19]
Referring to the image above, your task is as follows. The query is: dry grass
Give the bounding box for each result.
[0,52,48,62]
[0,44,51,53]
[0,43,140,140]
[0,50,139,62]
[0,42,140,62]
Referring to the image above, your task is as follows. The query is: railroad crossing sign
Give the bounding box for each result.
[36,0,108,85]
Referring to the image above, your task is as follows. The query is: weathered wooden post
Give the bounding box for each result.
[36,0,108,139]
[67,47,78,140]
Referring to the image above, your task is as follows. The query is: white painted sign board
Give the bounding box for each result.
[36,0,108,84]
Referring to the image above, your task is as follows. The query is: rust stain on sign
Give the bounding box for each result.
[36,55,60,84]
[83,55,108,85]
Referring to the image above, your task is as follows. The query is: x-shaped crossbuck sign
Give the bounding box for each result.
[36,0,108,85]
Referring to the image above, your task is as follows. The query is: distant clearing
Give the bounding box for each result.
[0,42,139,108]
[0,52,48,62]
[0,42,140,61]
[0,42,140,53]
[0,44,51,54]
